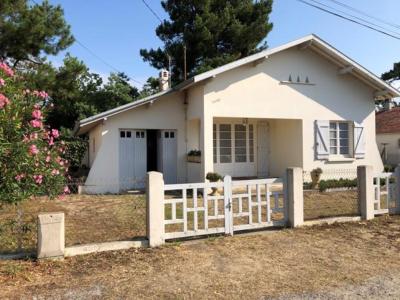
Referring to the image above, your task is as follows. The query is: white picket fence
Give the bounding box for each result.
[163,176,286,240]
[373,172,398,215]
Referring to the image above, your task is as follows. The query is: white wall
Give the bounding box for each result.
[377,133,400,166]
[85,92,186,192]
[202,47,383,176]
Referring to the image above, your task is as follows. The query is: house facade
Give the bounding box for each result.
[376,107,400,166]
[76,34,399,193]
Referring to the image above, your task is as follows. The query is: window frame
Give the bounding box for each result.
[328,121,352,158]
[213,121,256,165]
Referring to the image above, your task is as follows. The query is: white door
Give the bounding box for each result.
[158,130,177,184]
[119,130,147,190]
[257,122,269,177]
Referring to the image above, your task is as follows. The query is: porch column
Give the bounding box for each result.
[200,113,214,180]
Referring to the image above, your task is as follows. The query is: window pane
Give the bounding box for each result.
[170,131,174,138]
[213,124,217,163]
[219,124,231,163]
[126,131,131,138]
[120,131,125,138]
[235,124,247,162]
[340,139,349,147]
[339,130,348,139]
[339,123,348,131]
[340,146,349,155]
[330,139,337,147]
[249,125,254,162]
[330,122,337,130]
[330,147,337,154]
[330,131,337,139]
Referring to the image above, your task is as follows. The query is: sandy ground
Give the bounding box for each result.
[1,215,400,299]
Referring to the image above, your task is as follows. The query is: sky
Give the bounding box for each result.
[44,0,400,88]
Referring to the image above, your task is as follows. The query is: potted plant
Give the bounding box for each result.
[187,149,201,163]
[310,167,323,189]
[206,172,222,196]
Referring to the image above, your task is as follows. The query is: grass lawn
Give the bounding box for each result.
[0,194,147,253]
[1,215,400,299]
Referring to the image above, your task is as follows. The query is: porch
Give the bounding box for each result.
[186,117,303,182]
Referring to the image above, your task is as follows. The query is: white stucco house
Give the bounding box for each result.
[75,34,399,193]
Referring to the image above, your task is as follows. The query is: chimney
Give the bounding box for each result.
[159,69,170,91]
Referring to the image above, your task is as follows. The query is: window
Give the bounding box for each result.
[120,131,125,138]
[235,124,247,162]
[329,121,349,155]
[213,123,255,164]
[126,131,131,138]
[249,125,254,162]
[213,124,217,163]
[219,124,232,163]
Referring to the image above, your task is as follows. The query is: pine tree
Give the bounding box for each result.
[140,0,273,84]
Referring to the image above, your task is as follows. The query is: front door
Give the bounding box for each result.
[257,122,269,177]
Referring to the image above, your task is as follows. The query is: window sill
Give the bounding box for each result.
[327,157,355,162]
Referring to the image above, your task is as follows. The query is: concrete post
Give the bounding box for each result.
[357,165,374,220]
[286,167,304,227]
[146,172,165,247]
[37,212,65,259]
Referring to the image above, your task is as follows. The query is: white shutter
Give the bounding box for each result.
[315,120,330,160]
[353,122,366,159]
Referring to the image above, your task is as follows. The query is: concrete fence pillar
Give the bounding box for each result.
[286,167,304,227]
[357,165,374,220]
[146,171,165,247]
[37,212,65,259]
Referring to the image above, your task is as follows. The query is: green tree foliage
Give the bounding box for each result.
[0,0,74,66]
[139,76,160,98]
[140,0,273,83]
[382,62,400,83]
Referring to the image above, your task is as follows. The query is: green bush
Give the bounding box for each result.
[206,172,222,182]
[318,178,357,192]
[61,136,88,172]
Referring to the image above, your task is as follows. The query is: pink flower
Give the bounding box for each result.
[0,78,5,86]
[48,137,54,146]
[32,109,42,120]
[51,169,60,176]
[30,132,38,140]
[0,93,10,108]
[63,186,70,194]
[46,155,51,162]
[30,119,42,128]
[51,129,59,138]
[0,62,14,77]
[32,90,48,99]
[29,144,39,155]
[33,175,43,185]
[15,174,25,181]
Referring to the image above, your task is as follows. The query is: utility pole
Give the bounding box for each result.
[167,54,172,88]
[183,44,187,81]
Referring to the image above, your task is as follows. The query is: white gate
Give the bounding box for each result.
[373,172,398,215]
[163,177,286,240]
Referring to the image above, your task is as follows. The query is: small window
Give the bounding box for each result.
[170,131,175,138]
[165,131,170,138]
[126,131,131,138]
[329,121,350,155]
[120,131,125,138]
[141,131,145,138]
[136,131,140,138]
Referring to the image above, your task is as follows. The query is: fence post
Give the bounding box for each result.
[37,212,65,259]
[357,165,374,220]
[146,172,165,247]
[395,165,400,214]
[223,175,233,235]
[286,167,304,227]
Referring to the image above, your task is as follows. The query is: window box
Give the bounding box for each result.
[187,155,201,163]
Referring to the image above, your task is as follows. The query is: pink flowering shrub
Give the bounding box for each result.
[0,62,68,204]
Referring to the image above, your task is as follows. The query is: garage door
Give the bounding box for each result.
[119,130,146,190]
[158,130,177,184]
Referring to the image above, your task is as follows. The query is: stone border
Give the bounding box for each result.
[303,216,361,227]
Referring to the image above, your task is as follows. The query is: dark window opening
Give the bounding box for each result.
[120,131,125,138]
[147,130,158,172]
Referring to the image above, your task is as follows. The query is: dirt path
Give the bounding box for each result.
[2,215,400,299]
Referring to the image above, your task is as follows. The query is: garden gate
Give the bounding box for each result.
[163,176,287,240]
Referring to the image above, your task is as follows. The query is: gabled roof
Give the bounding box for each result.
[376,107,400,134]
[77,34,400,135]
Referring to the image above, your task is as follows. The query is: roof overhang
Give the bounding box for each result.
[76,34,400,136]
